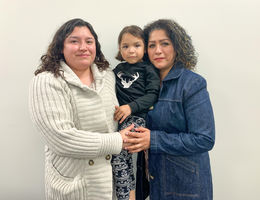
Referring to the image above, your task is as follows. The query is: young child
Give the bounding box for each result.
[111,25,160,200]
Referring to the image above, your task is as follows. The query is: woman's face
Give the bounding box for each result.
[63,26,96,71]
[147,29,176,78]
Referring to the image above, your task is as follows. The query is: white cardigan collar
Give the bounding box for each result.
[60,61,106,93]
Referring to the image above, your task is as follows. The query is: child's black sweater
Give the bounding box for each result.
[113,61,160,119]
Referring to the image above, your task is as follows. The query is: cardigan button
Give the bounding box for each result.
[105,155,111,160]
[89,160,94,166]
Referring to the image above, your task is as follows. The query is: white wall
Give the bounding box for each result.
[1,0,259,199]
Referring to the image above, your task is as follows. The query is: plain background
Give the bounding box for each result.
[1,0,259,199]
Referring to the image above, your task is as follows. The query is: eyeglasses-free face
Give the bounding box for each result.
[63,26,96,73]
[147,29,176,80]
[119,33,145,64]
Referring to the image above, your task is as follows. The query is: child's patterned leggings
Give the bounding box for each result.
[111,115,145,200]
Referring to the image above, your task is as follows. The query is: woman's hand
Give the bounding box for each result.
[119,124,134,149]
[114,105,132,124]
[124,126,151,153]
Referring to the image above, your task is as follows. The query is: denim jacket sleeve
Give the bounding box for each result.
[149,76,215,156]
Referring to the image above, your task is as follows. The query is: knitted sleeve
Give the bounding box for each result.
[29,72,122,158]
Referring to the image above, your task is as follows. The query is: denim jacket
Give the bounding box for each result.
[136,62,215,200]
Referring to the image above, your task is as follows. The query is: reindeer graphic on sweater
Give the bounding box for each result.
[117,71,140,88]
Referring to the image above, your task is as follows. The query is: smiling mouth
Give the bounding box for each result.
[78,54,90,57]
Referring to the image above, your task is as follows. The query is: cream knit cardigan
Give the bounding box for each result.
[29,62,122,200]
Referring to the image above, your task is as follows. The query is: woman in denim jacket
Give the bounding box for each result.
[125,19,215,200]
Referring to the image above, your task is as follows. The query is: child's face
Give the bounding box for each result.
[119,33,145,64]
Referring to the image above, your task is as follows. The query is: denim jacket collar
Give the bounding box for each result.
[163,62,185,82]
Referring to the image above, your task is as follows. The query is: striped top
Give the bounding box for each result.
[29,62,122,200]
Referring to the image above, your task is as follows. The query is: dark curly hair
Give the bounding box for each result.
[143,19,197,70]
[115,25,145,61]
[35,18,109,77]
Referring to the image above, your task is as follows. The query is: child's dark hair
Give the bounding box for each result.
[115,25,145,61]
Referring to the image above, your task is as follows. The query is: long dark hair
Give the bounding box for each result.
[144,19,197,70]
[35,18,109,77]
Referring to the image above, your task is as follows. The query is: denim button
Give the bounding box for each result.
[150,175,154,180]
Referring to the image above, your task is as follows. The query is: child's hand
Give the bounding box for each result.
[114,105,132,124]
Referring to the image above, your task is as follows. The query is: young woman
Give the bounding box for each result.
[29,18,133,200]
